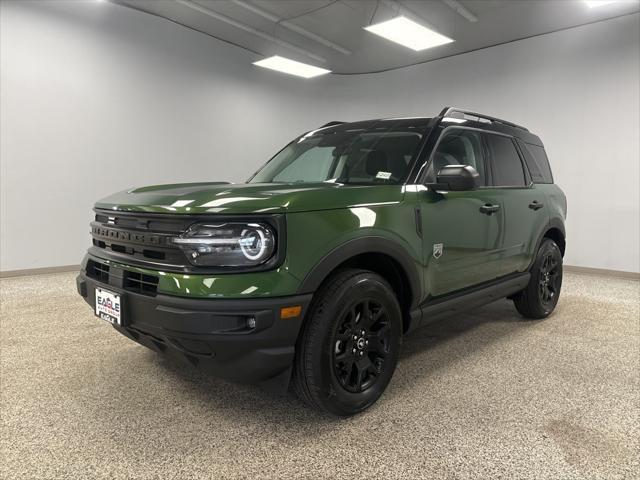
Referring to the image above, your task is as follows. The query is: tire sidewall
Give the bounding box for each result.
[532,239,563,316]
[308,274,402,415]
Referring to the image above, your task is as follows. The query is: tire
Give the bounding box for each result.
[292,269,402,416]
[513,238,563,319]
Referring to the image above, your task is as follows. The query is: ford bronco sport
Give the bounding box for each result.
[77,107,567,416]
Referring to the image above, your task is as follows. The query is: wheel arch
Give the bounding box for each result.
[297,236,422,333]
[525,218,566,273]
[543,218,566,256]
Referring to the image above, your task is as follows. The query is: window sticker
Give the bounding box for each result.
[376,171,392,180]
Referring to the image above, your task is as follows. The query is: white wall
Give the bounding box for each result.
[2,1,638,273]
[0,0,338,272]
[326,13,640,273]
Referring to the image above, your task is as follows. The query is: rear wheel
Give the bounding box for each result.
[292,269,402,416]
[513,238,563,319]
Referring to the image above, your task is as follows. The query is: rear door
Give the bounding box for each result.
[483,132,549,275]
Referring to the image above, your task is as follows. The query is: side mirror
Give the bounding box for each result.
[427,164,480,192]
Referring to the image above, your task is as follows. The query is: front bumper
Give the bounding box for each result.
[77,271,312,385]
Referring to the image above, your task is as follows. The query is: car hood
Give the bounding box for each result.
[95,182,405,215]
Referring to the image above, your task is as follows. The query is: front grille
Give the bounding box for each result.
[93,238,167,261]
[94,211,192,233]
[124,271,159,296]
[88,209,284,274]
[87,260,109,283]
[90,210,194,270]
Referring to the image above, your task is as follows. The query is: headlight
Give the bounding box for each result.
[172,222,276,267]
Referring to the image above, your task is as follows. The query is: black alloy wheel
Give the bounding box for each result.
[331,299,391,393]
[538,251,561,309]
[292,269,402,416]
[513,238,563,319]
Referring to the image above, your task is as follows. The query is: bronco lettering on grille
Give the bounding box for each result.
[92,226,163,245]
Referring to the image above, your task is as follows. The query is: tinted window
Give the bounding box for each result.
[250,128,423,185]
[426,129,487,186]
[517,139,553,183]
[272,146,334,183]
[486,134,526,187]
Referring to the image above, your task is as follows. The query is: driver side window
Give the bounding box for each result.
[426,129,487,186]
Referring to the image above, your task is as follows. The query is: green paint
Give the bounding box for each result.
[86,181,565,302]
[85,119,566,308]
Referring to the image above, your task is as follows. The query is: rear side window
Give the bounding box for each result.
[485,134,527,187]
[517,140,553,183]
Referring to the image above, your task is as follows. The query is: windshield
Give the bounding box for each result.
[249,123,427,185]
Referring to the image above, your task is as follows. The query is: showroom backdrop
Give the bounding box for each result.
[1,1,639,274]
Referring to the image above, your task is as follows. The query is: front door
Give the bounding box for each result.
[420,128,506,298]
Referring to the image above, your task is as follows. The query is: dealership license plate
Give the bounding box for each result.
[95,288,122,325]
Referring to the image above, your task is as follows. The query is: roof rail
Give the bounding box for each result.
[320,121,346,128]
[439,107,529,132]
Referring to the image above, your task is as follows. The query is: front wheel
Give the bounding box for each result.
[513,238,563,319]
[292,269,402,416]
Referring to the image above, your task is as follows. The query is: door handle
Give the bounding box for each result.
[529,201,544,211]
[479,203,500,215]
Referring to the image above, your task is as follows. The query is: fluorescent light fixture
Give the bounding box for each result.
[585,0,620,6]
[364,16,453,51]
[252,55,330,78]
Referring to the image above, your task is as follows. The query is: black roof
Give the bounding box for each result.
[315,108,543,147]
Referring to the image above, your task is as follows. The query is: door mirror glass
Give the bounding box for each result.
[428,164,480,191]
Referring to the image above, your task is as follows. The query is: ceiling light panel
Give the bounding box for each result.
[253,56,331,78]
[585,0,620,6]
[364,16,454,51]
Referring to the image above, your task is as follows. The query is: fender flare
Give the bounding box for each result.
[296,236,422,309]
[547,217,566,240]
[527,217,566,271]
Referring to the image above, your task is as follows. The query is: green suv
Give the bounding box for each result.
[77,107,567,416]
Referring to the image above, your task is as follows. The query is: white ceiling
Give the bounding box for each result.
[114,0,640,74]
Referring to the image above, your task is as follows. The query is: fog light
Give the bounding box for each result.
[246,317,256,329]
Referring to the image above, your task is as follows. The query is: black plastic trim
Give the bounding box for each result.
[413,272,531,330]
[547,217,566,239]
[414,207,422,238]
[77,272,312,384]
[525,218,566,271]
[297,236,422,310]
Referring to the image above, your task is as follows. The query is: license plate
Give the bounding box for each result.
[95,288,122,325]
